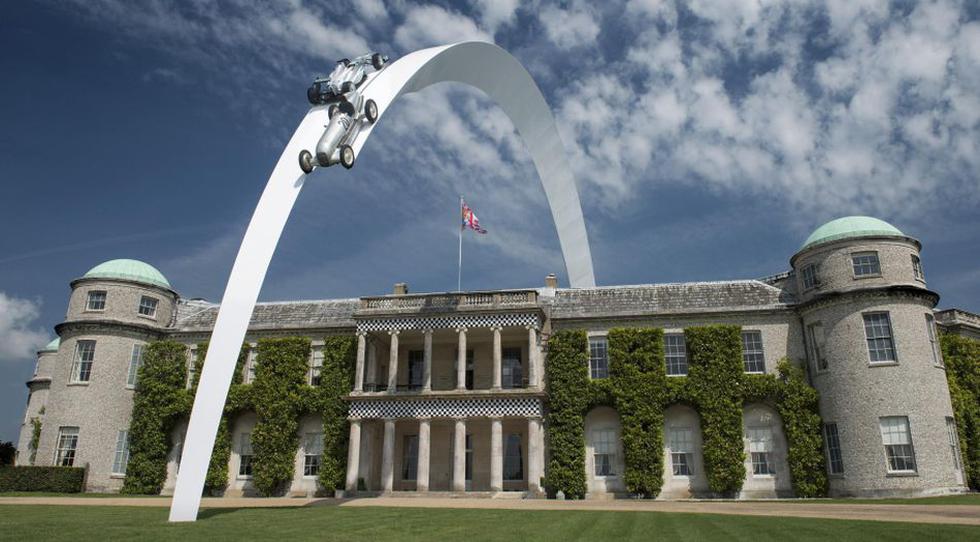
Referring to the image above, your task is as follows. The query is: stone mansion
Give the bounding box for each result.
[15,216,977,498]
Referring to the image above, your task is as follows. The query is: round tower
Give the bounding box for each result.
[15,338,59,466]
[41,259,178,491]
[791,217,966,496]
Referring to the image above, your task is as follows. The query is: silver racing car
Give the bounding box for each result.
[299,53,388,172]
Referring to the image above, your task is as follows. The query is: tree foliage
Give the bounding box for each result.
[942,333,980,489]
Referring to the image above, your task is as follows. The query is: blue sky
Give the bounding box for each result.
[1,0,978,442]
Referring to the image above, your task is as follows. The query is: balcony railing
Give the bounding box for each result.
[359,290,538,313]
[359,377,529,393]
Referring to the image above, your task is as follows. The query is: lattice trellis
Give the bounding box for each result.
[349,396,542,419]
[356,313,539,333]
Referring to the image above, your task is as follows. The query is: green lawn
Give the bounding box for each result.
[0,505,977,541]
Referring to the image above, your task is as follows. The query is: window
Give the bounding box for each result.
[801,264,820,290]
[945,417,962,472]
[238,433,253,477]
[593,429,616,476]
[668,427,694,476]
[112,430,130,475]
[502,347,523,388]
[244,348,257,384]
[742,331,765,373]
[55,427,79,466]
[665,334,688,376]
[70,340,96,382]
[138,296,158,317]
[925,314,943,367]
[824,423,844,475]
[589,336,609,379]
[911,254,924,281]
[127,344,144,389]
[747,427,774,475]
[402,435,418,480]
[174,437,184,473]
[806,322,827,371]
[864,313,897,363]
[186,348,197,389]
[852,251,881,277]
[504,433,523,481]
[879,417,916,473]
[465,434,473,481]
[304,432,323,477]
[408,350,424,389]
[86,290,107,311]
[310,349,323,386]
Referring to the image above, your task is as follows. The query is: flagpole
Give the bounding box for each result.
[457,195,463,292]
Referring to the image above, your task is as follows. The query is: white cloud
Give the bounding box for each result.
[0,293,49,363]
[471,0,519,34]
[393,5,493,50]
[539,4,600,49]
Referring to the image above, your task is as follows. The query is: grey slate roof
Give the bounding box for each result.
[173,298,358,332]
[551,280,796,319]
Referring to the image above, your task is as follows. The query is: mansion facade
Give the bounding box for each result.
[15,216,976,498]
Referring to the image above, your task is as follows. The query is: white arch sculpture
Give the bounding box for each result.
[168,41,595,522]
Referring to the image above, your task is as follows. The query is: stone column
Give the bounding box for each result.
[527,416,544,494]
[492,326,502,390]
[354,332,366,392]
[387,330,399,392]
[417,418,431,492]
[452,418,467,491]
[456,327,468,390]
[423,329,433,392]
[365,339,377,390]
[490,418,503,492]
[345,419,361,492]
[381,419,396,493]
[526,325,539,388]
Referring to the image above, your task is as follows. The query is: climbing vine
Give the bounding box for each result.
[28,407,43,465]
[316,336,357,491]
[545,324,828,499]
[942,333,980,490]
[250,337,311,496]
[122,341,187,495]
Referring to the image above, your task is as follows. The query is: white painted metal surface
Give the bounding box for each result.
[168,41,594,522]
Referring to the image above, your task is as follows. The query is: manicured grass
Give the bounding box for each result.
[0,491,166,498]
[0,505,977,541]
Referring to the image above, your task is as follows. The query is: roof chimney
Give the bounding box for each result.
[545,273,558,289]
[393,282,408,296]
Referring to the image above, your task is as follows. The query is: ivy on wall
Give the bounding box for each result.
[122,341,187,494]
[315,336,356,491]
[942,333,980,490]
[608,328,666,497]
[544,324,828,499]
[28,407,44,465]
[684,325,747,496]
[251,337,311,496]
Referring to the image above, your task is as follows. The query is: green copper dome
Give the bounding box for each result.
[802,216,904,250]
[40,337,60,352]
[83,259,171,289]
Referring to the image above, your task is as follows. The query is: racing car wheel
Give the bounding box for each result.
[340,145,355,169]
[365,99,379,123]
[372,53,385,70]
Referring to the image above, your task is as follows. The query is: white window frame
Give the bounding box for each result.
[741,331,765,374]
[137,295,158,318]
[303,432,323,478]
[592,428,617,477]
[851,251,881,277]
[244,347,257,384]
[86,290,107,311]
[238,433,254,478]
[807,322,827,372]
[70,340,96,383]
[589,335,609,379]
[747,427,775,476]
[112,430,130,476]
[863,312,897,364]
[911,254,924,281]
[502,347,523,389]
[879,416,916,474]
[55,426,79,467]
[126,343,145,389]
[309,348,324,386]
[801,263,820,290]
[665,333,688,376]
[945,417,962,472]
[667,427,694,477]
[925,314,943,367]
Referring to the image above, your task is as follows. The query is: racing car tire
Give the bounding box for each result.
[340,145,355,169]
[328,104,339,119]
[365,99,379,123]
[307,85,320,105]
[338,100,356,117]
[372,53,385,70]
[341,81,355,93]
[299,150,314,174]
